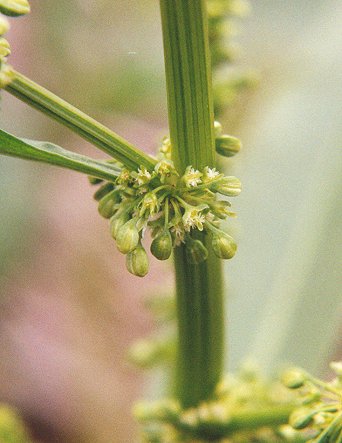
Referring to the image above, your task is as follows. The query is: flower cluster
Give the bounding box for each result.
[282,362,342,442]
[91,156,241,277]
[0,1,30,88]
[207,0,250,69]
[134,363,303,442]
[208,0,257,118]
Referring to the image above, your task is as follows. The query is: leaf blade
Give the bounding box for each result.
[0,128,121,181]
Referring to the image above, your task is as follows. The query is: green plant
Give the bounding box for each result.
[0,1,340,442]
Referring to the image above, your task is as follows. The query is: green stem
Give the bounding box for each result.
[160,0,224,408]
[4,69,156,171]
[138,403,295,440]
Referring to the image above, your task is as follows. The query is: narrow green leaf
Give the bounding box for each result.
[0,128,121,181]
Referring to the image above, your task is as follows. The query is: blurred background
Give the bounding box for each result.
[0,0,341,441]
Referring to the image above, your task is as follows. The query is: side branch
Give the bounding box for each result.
[4,69,156,171]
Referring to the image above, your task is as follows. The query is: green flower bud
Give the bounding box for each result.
[93,182,115,201]
[211,231,237,259]
[116,218,140,254]
[211,45,234,66]
[207,0,226,18]
[151,229,172,260]
[214,120,222,137]
[0,37,10,59]
[229,0,250,17]
[289,408,314,430]
[186,239,208,264]
[110,210,130,240]
[97,190,118,219]
[211,176,242,197]
[88,176,103,186]
[150,229,172,261]
[302,390,321,405]
[159,136,172,158]
[126,243,149,277]
[128,336,175,368]
[128,339,158,368]
[215,134,241,157]
[209,200,231,219]
[282,368,307,389]
[0,15,10,35]
[0,0,30,17]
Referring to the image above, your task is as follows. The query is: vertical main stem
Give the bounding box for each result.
[160,0,224,408]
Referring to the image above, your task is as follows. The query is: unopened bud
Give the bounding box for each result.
[229,0,250,17]
[212,231,237,259]
[0,37,10,59]
[0,15,10,35]
[209,200,231,219]
[98,191,118,219]
[116,218,140,254]
[128,339,157,368]
[214,121,222,137]
[150,230,172,261]
[302,389,321,405]
[211,45,234,66]
[126,243,149,277]
[88,176,103,185]
[289,408,314,430]
[282,368,307,389]
[110,211,130,240]
[93,182,115,201]
[215,134,241,157]
[0,0,30,16]
[186,239,208,264]
[211,176,241,197]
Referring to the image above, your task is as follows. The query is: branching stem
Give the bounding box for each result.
[4,69,156,171]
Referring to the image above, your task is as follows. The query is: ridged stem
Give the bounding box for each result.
[4,69,156,171]
[160,0,224,408]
